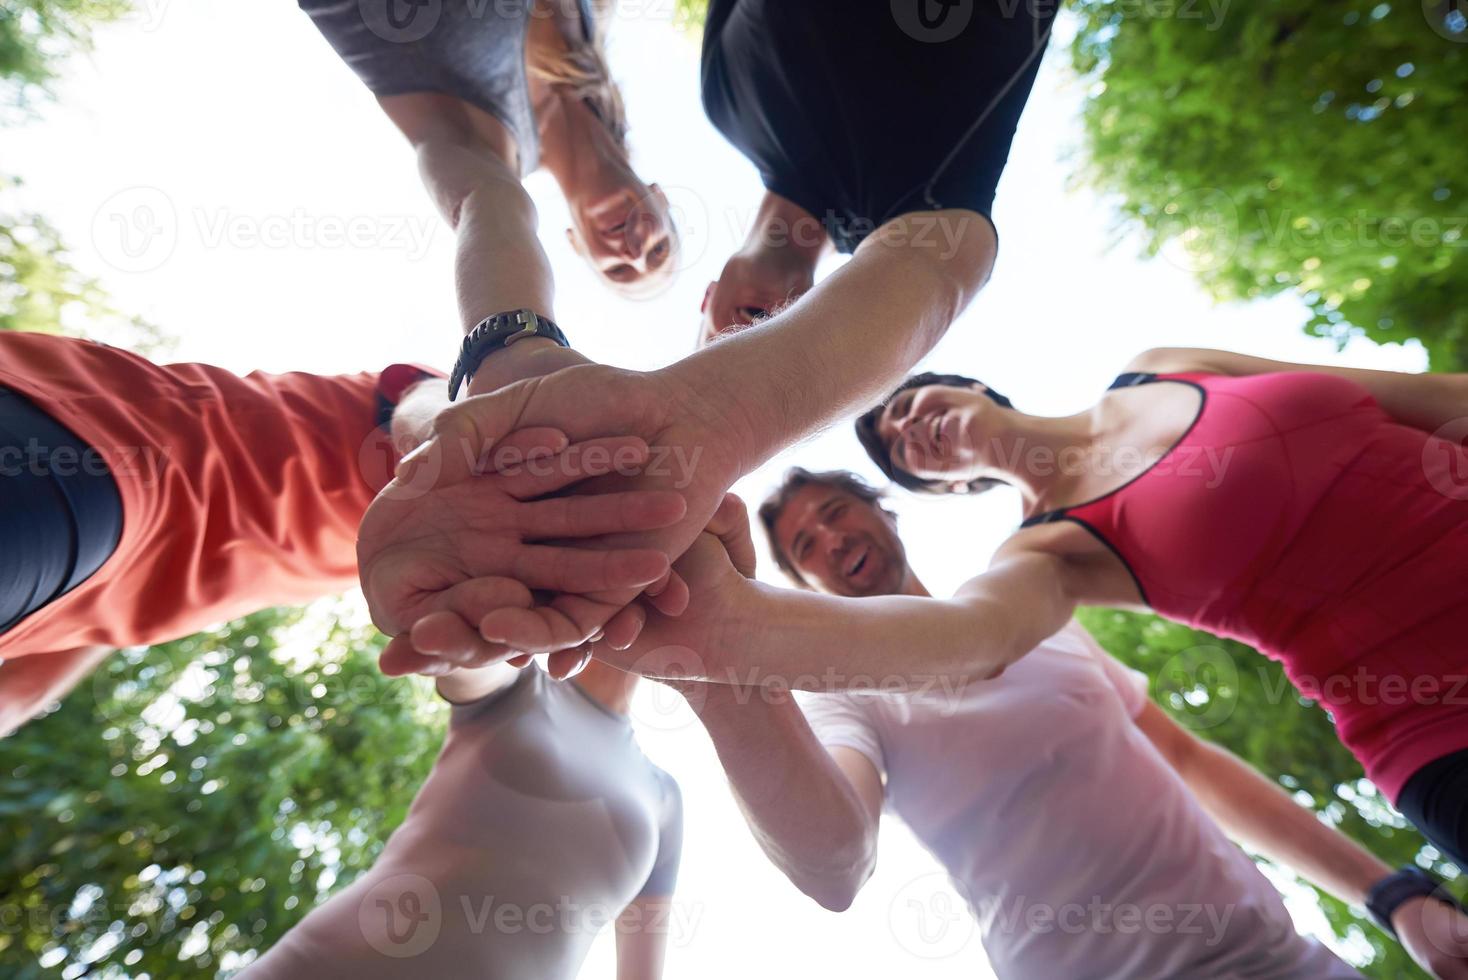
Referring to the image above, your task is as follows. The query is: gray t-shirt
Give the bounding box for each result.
[243,667,681,979]
[800,623,1358,980]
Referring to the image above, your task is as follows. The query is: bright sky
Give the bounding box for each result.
[5,1,1429,976]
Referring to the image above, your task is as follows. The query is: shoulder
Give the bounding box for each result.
[1121,347,1218,376]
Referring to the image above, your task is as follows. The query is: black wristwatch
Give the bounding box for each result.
[448,309,570,401]
[1366,866,1464,938]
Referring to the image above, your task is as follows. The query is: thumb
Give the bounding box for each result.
[397,379,539,487]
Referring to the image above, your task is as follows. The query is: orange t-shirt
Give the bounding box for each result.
[0,332,436,658]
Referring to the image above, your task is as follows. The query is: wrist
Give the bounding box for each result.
[1368,866,1461,938]
[466,339,590,397]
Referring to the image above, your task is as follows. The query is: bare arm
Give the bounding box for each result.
[690,683,882,911]
[0,646,113,736]
[1128,347,1468,433]
[1133,701,1468,976]
[670,210,998,474]
[615,896,674,980]
[1134,701,1390,904]
[722,545,1078,689]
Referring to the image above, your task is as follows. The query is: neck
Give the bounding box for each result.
[572,660,637,715]
[537,92,630,209]
[740,190,828,280]
[982,411,1102,515]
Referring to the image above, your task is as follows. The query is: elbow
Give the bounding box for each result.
[795,831,878,913]
[806,880,861,914]
[800,860,871,913]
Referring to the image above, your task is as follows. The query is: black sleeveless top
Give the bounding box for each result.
[702,0,1057,253]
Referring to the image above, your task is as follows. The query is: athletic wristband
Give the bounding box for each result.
[1366,866,1463,938]
[448,309,569,401]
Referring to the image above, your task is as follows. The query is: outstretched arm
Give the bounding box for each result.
[736,546,1078,688]
[1135,702,1468,977]
[690,685,882,911]
[1128,347,1468,434]
[672,210,998,473]
[378,210,999,658]
[0,646,113,736]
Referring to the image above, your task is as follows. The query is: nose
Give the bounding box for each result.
[822,530,853,566]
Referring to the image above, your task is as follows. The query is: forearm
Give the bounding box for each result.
[718,553,1072,690]
[1183,741,1390,905]
[0,646,112,736]
[414,138,556,332]
[693,686,875,909]
[668,211,995,475]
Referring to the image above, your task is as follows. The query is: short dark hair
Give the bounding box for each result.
[854,372,1013,496]
[758,468,888,588]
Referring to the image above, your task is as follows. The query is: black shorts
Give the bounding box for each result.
[0,386,122,635]
[1398,749,1468,870]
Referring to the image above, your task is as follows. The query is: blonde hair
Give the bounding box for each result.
[528,0,630,151]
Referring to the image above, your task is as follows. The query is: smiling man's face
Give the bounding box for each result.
[772,483,910,597]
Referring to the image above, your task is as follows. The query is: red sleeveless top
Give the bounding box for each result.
[1024,371,1468,801]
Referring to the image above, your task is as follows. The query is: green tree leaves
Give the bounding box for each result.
[1070,0,1468,369]
[0,605,446,978]
[1080,607,1460,979]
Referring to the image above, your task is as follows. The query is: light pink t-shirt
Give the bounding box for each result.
[800,622,1358,979]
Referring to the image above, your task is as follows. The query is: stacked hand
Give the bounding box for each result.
[479,492,763,688]
[358,361,746,678]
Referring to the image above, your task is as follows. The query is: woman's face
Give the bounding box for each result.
[568,182,676,293]
[876,382,995,484]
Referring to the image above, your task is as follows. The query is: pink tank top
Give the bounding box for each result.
[1023,371,1468,800]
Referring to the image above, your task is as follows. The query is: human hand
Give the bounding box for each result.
[391,363,744,663]
[359,426,687,676]
[480,493,762,687]
[1394,895,1468,979]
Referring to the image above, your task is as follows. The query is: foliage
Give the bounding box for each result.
[671,0,706,33]
[0,0,131,111]
[1080,607,1462,980]
[1069,0,1468,369]
[0,605,447,978]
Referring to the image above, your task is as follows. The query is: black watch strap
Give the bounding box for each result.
[448,309,569,401]
[1366,866,1463,938]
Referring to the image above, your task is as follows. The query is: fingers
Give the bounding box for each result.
[644,569,690,618]
[405,577,534,670]
[494,427,569,464]
[707,493,757,578]
[380,634,451,677]
[511,545,670,595]
[546,648,594,681]
[496,436,652,500]
[398,382,539,487]
[479,593,620,655]
[602,603,648,651]
[515,490,686,539]
[409,611,516,668]
[479,605,592,655]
